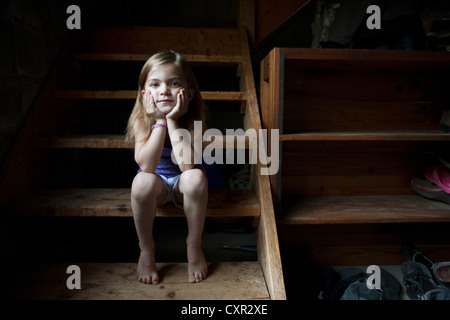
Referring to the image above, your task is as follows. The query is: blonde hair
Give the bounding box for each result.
[125,50,208,145]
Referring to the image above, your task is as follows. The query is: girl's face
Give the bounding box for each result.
[143,63,188,115]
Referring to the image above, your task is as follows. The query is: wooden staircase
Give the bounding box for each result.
[0,27,286,300]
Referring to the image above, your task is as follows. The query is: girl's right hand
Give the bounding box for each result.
[142,90,166,121]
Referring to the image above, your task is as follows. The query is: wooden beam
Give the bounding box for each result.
[238,0,255,46]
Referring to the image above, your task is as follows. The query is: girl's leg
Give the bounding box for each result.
[131,171,167,284]
[175,168,208,283]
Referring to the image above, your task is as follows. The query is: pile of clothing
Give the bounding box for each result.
[313,245,450,300]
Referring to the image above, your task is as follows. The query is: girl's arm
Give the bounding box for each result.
[134,118,166,173]
[134,91,167,172]
[166,88,197,172]
[167,119,196,172]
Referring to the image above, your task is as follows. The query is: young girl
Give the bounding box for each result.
[126,50,208,284]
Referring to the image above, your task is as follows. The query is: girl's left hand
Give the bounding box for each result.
[166,88,188,121]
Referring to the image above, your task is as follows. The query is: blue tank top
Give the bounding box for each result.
[155,147,182,178]
[138,146,203,177]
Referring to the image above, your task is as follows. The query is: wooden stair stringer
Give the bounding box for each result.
[239,27,286,300]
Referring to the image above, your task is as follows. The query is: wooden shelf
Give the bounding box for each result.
[4,188,260,218]
[55,90,246,101]
[279,131,450,142]
[278,195,450,225]
[14,262,269,300]
[259,47,450,267]
[280,47,450,70]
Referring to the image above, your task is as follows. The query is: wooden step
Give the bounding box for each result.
[74,53,244,65]
[84,27,242,57]
[55,90,247,101]
[278,195,450,225]
[13,262,270,300]
[33,134,251,149]
[4,188,260,217]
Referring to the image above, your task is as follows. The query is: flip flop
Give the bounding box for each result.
[425,165,450,194]
[433,262,450,285]
[409,178,450,204]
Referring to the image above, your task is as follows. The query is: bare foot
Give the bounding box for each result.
[187,244,208,283]
[137,250,159,285]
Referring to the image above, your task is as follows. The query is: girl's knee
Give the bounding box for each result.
[179,169,208,195]
[131,172,161,201]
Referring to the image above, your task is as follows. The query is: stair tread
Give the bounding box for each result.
[74,53,244,64]
[14,262,269,300]
[86,27,242,57]
[55,90,247,101]
[34,134,250,149]
[5,188,260,217]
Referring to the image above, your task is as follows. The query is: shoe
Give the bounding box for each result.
[425,165,450,194]
[402,261,437,300]
[433,262,450,287]
[402,244,450,287]
[402,244,434,269]
[409,178,450,204]
[422,286,450,300]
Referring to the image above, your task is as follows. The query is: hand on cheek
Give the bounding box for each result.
[167,88,188,120]
[142,90,166,121]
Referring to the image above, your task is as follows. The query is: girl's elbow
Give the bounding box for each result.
[138,165,157,173]
[135,158,157,173]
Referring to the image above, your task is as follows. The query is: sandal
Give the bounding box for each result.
[402,261,437,300]
[402,244,434,270]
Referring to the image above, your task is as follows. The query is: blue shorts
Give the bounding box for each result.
[157,173,183,209]
[137,168,183,208]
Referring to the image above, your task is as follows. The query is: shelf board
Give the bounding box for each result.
[279,131,450,142]
[279,47,450,71]
[278,195,450,225]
